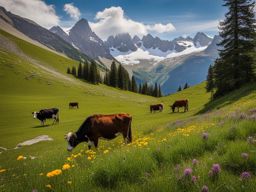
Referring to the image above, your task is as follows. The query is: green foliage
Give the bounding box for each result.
[213,0,256,97]
[110,61,118,87]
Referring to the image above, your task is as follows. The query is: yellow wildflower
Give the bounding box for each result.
[62,163,71,170]
[87,156,92,160]
[103,150,109,154]
[17,155,25,161]
[39,173,44,176]
[46,169,62,178]
[67,157,71,161]
[67,181,72,185]
[0,169,6,173]
[46,184,52,189]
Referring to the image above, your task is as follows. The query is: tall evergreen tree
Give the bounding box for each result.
[90,61,98,84]
[67,67,71,74]
[83,61,89,81]
[153,83,158,97]
[131,76,138,93]
[214,0,256,97]
[71,66,76,77]
[109,61,118,87]
[77,62,83,78]
[158,85,162,97]
[177,85,182,92]
[206,65,215,92]
[117,64,124,89]
[183,83,189,90]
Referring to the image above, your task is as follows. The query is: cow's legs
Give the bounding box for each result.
[93,138,98,148]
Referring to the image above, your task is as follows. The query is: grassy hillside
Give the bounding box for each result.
[0,29,256,192]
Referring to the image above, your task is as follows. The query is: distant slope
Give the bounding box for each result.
[0,6,91,62]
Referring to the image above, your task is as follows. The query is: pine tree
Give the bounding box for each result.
[104,72,110,85]
[131,76,138,93]
[158,85,162,97]
[77,62,83,78]
[153,83,158,97]
[109,61,118,87]
[71,66,76,77]
[183,83,189,90]
[206,65,215,92]
[89,61,97,84]
[214,0,256,97]
[67,67,71,74]
[117,64,124,89]
[83,61,89,81]
[177,86,182,92]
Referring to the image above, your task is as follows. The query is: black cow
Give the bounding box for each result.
[171,100,189,112]
[32,108,59,125]
[69,102,79,109]
[150,104,163,113]
[65,113,132,151]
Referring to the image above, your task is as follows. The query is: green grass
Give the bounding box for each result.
[1,29,256,192]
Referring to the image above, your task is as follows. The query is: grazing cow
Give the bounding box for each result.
[69,102,79,109]
[32,108,59,125]
[171,100,188,112]
[150,104,163,113]
[65,113,132,151]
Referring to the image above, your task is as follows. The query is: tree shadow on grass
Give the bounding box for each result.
[197,83,256,115]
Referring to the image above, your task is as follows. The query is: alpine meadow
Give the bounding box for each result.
[0,0,256,192]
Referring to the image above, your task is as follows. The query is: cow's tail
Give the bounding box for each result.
[127,117,132,143]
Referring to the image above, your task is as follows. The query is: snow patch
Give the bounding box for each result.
[114,48,164,65]
[166,45,207,59]
[89,36,99,43]
[16,135,53,148]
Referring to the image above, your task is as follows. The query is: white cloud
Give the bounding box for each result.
[177,20,219,34]
[90,6,175,40]
[0,0,59,29]
[64,3,81,20]
[146,23,175,33]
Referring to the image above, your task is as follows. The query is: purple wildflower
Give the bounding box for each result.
[209,163,221,178]
[241,153,249,160]
[211,164,221,174]
[191,175,197,183]
[240,172,251,181]
[202,132,209,140]
[183,168,193,177]
[192,159,199,166]
[201,185,209,192]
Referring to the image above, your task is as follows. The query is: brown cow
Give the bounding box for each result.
[171,100,188,112]
[65,113,132,151]
[150,104,163,113]
[69,102,79,109]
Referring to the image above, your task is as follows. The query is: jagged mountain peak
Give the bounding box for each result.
[193,32,212,47]
[70,18,92,35]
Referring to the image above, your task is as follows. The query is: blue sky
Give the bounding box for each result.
[46,0,226,39]
[0,0,227,40]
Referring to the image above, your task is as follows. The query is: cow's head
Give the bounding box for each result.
[32,112,38,119]
[65,132,88,151]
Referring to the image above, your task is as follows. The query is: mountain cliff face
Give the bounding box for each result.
[0,6,90,62]
[105,33,137,52]
[107,32,220,95]
[51,19,113,60]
